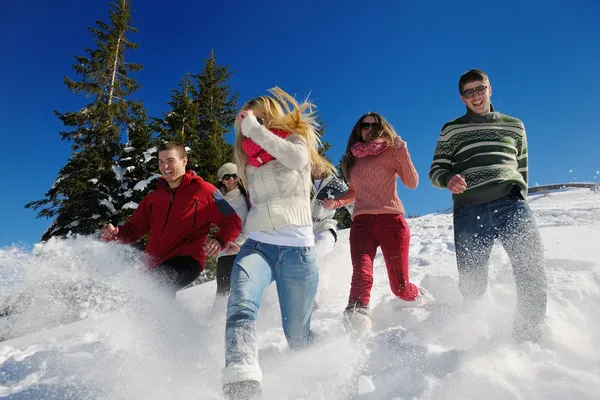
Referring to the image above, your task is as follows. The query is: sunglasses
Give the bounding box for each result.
[360,122,379,130]
[222,174,238,180]
[461,85,488,99]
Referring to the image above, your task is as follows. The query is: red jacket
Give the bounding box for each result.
[113,170,242,269]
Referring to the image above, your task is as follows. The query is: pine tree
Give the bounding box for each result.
[115,103,160,224]
[25,0,144,241]
[190,50,238,184]
[315,115,332,159]
[113,103,159,250]
[152,72,199,145]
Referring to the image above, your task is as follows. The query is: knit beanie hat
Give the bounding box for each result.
[218,162,237,180]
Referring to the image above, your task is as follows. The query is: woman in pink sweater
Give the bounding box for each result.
[323,112,420,329]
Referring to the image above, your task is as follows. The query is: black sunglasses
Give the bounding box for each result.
[360,122,378,130]
[222,174,238,180]
[461,84,488,99]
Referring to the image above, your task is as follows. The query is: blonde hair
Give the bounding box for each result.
[234,87,335,187]
[341,112,398,181]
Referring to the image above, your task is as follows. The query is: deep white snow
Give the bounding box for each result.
[1,187,599,399]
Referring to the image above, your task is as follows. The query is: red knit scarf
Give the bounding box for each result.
[350,139,390,158]
[242,128,292,167]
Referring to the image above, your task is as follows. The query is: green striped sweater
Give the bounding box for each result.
[429,113,528,206]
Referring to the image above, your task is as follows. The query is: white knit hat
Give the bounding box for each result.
[218,162,237,180]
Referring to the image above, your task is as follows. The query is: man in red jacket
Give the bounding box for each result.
[100,142,242,293]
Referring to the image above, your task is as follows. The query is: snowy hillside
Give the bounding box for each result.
[1,187,600,399]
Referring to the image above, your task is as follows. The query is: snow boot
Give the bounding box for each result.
[512,318,544,344]
[223,380,261,400]
[343,300,372,338]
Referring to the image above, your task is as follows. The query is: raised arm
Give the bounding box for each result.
[394,137,419,189]
[241,115,309,170]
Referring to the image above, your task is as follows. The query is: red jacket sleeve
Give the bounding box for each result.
[114,195,151,244]
[201,182,242,248]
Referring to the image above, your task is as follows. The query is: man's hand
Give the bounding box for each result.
[100,223,119,241]
[447,174,467,194]
[204,238,222,257]
[224,241,240,255]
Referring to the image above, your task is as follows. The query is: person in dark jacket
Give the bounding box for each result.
[100,142,242,294]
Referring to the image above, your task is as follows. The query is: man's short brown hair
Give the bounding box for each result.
[458,69,490,94]
[158,142,187,159]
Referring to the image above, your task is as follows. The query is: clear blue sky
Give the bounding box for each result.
[1,0,599,247]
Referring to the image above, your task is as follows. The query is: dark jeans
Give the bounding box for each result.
[146,256,201,295]
[216,255,236,296]
[453,193,547,324]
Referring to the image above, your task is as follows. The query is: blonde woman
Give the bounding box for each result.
[221,87,335,399]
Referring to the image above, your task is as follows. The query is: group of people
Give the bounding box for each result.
[100,68,547,400]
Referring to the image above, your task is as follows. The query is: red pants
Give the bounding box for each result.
[349,214,418,305]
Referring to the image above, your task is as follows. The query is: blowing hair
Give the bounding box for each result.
[341,112,398,181]
[234,87,335,187]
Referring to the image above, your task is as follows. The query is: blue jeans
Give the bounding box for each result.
[222,239,318,384]
[453,193,547,325]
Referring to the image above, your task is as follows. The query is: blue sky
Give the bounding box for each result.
[1,0,599,247]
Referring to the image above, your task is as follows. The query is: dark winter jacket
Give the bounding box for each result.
[311,174,354,234]
[114,170,242,269]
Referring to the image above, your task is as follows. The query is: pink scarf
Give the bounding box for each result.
[242,128,292,167]
[351,139,390,158]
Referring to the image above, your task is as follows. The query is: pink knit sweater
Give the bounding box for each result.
[332,137,419,218]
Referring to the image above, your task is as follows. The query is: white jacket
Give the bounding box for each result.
[241,116,313,234]
[217,187,249,258]
[311,174,354,234]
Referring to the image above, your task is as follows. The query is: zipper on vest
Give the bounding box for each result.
[193,199,198,228]
[158,191,175,243]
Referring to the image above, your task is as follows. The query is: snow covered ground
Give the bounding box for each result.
[1,187,599,399]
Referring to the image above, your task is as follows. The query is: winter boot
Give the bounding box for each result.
[512,317,544,344]
[223,380,261,400]
[343,300,372,338]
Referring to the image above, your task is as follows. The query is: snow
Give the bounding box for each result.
[51,175,68,190]
[87,178,98,184]
[112,165,124,182]
[133,174,160,191]
[143,147,157,164]
[121,201,138,210]
[65,220,80,228]
[99,199,117,214]
[1,187,600,399]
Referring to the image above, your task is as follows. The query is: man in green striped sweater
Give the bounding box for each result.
[429,69,546,343]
